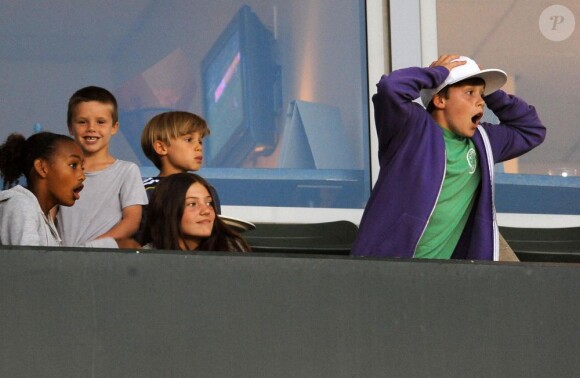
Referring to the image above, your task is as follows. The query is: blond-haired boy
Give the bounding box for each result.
[137,111,221,244]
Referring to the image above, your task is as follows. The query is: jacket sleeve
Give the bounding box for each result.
[1,197,43,246]
[372,66,449,150]
[481,90,546,162]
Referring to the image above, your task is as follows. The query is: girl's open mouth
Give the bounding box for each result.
[73,185,84,200]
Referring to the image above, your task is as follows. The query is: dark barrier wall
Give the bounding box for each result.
[1,246,579,377]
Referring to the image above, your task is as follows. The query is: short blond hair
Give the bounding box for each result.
[141,111,210,169]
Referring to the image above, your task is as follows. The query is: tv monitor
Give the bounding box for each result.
[201,5,279,167]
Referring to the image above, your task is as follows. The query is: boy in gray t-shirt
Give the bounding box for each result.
[57,86,147,247]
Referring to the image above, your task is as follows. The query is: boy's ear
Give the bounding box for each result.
[153,140,168,156]
[111,121,119,135]
[431,93,446,110]
[33,158,49,178]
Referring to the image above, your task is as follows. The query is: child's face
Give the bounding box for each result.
[68,101,118,155]
[438,83,485,138]
[178,182,215,250]
[163,132,204,174]
[45,140,85,208]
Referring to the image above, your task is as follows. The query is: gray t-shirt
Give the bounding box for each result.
[57,160,148,247]
[0,185,117,248]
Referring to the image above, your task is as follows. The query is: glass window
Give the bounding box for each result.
[387,0,579,227]
[434,0,580,226]
[0,1,371,222]
[436,0,579,177]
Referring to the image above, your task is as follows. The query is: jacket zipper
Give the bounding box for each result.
[477,126,499,260]
[412,150,447,257]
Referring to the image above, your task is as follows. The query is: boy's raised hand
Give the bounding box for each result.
[428,54,466,71]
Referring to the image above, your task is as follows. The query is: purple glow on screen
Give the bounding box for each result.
[214,52,241,103]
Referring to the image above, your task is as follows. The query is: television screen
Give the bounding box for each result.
[202,5,278,167]
[203,30,245,161]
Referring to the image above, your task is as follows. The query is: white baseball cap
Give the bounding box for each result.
[420,56,507,108]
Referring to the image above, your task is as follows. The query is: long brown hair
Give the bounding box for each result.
[145,172,250,252]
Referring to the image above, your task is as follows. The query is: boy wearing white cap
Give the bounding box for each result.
[351,55,545,260]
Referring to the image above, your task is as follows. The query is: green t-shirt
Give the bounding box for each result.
[414,128,481,259]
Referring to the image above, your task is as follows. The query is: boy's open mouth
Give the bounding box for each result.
[471,112,483,125]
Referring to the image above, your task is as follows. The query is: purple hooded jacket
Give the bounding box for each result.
[351,65,545,260]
